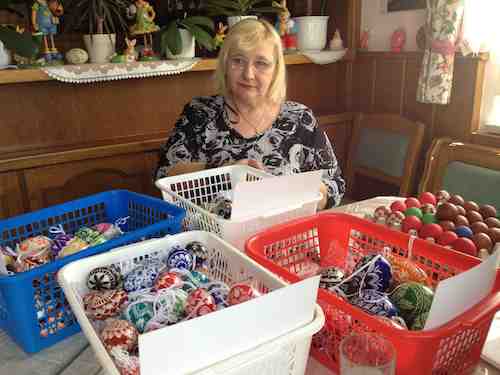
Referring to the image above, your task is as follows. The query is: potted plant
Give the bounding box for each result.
[64,0,129,63]
[294,0,329,52]
[161,14,214,59]
[204,0,280,28]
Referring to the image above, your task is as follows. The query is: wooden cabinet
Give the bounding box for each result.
[0,172,25,219]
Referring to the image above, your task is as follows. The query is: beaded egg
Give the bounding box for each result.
[227,283,259,306]
[123,299,155,333]
[185,288,217,317]
[352,254,393,293]
[123,258,164,292]
[349,289,399,318]
[75,227,107,246]
[186,241,210,270]
[385,254,431,288]
[87,265,122,291]
[100,319,138,352]
[56,237,89,258]
[389,282,434,328]
[83,289,128,320]
[153,271,183,291]
[165,247,195,271]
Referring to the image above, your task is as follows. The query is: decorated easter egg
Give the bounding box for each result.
[405,207,423,220]
[449,194,465,207]
[51,234,74,257]
[93,222,123,240]
[65,48,89,64]
[405,197,421,209]
[350,290,399,318]
[227,283,259,306]
[165,246,195,271]
[435,190,450,204]
[206,282,230,308]
[419,192,437,206]
[452,237,477,257]
[390,282,433,327]
[123,258,164,292]
[479,205,497,219]
[386,254,431,287]
[100,319,138,352]
[422,213,437,225]
[186,241,209,270]
[421,203,436,215]
[75,227,107,246]
[56,237,89,258]
[87,265,122,290]
[464,201,480,212]
[437,231,458,247]
[466,210,483,224]
[455,225,473,238]
[410,311,429,331]
[83,289,128,320]
[373,206,391,223]
[472,232,493,253]
[123,300,155,333]
[454,215,470,227]
[456,205,466,216]
[439,220,456,232]
[471,221,489,234]
[436,203,458,221]
[153,288,189,325]
[18,235,52,255]
[402,215,423,236]
[319,267,345,290]
[390,200,407,213]
[488,227,500,243]
[153,271,182,291]
[185,288,216,317]
[351,254,392,293]
[419,223,443,241]
[485,217,500,228]
[386,211,405,229]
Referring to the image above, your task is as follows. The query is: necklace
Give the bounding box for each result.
[225,100,267,137]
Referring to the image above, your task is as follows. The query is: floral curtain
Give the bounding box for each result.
[416,0,465,105]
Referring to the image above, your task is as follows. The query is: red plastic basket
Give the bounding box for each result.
[245,212,500,375]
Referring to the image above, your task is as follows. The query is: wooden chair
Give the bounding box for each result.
[419,138,500,209]
[346,113,425,200]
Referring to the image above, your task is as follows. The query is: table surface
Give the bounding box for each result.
[1,196,499,375]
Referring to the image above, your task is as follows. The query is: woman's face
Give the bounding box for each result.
[226,41,276,106]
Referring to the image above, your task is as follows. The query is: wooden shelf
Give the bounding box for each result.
[0,51,353,85]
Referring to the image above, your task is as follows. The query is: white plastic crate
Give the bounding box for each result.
[155,166,322,250]
[58,231,324,375]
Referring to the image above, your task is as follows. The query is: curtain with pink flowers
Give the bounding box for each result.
[416,0,465,105]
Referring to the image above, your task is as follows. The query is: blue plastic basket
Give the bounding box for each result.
[0,190,185,353]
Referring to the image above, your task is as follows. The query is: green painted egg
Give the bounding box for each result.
[410,311,429,331]
[405,207,423,220]
[389,281,433,327]
[422,213,437,224]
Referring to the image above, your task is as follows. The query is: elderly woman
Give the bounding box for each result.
[155,19,345,209]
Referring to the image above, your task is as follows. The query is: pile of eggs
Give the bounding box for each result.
[370,191,499,258]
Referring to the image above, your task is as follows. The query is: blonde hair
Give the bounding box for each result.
[215,18,287,104]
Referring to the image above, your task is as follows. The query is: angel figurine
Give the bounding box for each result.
[127,0,160,60]
[31,0,64,61]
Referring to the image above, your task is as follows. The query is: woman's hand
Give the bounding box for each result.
[225,159,265,170]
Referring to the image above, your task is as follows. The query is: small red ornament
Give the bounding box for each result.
[186,288,216,317]
[227,283,258,306]
[153,271,182,291]
[390,200,407,213]
[402,216,422,235]
[452,237,478,257]
[419,192,437,206]
[437,231,458,247]
[405,197,421,209]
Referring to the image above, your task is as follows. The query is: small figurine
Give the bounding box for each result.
[391,27,406,53]
[31,0,64,61]
[111,38,137,63]
[329,29,343,51]
[127,0,160,60]
[274,0,297,52]
[214,22,228,50]
[359,28,370,50]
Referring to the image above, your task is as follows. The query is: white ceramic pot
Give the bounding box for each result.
[166,29,195,59]
[294,16,329,52]
[83,34,116,63]
[0,40,12,68]
[227,15,258,28]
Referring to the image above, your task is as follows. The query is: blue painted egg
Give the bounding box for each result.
[165,246,195,271]
[455,225,473,238]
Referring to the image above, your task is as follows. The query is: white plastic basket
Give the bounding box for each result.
[155,166,322,250]
[58,231,324,375]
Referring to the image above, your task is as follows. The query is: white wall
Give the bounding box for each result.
[361,0,426,51]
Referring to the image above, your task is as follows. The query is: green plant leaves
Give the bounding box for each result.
[0,26,39,58]
[181,21,215,51]
[161,16,214,56]
[205,0,277,16]
[162,20,182,55]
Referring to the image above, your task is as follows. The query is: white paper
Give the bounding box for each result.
[481,312,500,369]
[230,170,323,221]
[139,276,320,375]
[424,249,500,330]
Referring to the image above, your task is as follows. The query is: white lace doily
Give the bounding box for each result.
[42,59,200,83]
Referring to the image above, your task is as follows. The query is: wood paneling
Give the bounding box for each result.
[351,51,487,195]
[0,172,25,219]
[24,153,155,210]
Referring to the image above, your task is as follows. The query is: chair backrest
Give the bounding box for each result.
[346,113,425,197]
[420,138,500,209]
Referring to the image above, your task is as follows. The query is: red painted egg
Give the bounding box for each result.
[390,200,407,213]
[405,197,422,209]
[419,192,437,206]
[452,237,478,257]
[437,231,458,247]
[419,223,443,241]
[402,216,423,235]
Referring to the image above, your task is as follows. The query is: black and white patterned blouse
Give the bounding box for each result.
[155,95,345,209]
